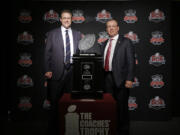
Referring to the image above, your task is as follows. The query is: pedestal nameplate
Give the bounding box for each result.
[72,54,104,99]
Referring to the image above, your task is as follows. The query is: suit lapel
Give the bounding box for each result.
[57,28,64,50]
[113,36,123,56]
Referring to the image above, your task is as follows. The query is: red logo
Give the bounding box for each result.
[18,97,32,111]
[128,96,138,110]
[44,9,59,23]
[97,31,109,44]
[124,31,139,44]
[150,74,164,88]
[17,31,34,45]
[17,75,34,88]
[72,10,85,23]
[149,9,165,23]
[18,10,32,23]
[18,53,32,67]
[150,31,164,45]
[149,96,166,110]
[124,9,138,23]
[96,9,112,23]
[149,53,165,67]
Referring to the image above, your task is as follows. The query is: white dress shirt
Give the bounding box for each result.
[61,26,74,63]
[104,34,119,71]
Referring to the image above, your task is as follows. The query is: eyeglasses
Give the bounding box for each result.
[107,25,118,28]
[61,17,71,20]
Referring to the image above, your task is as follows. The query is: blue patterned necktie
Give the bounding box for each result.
[65,29,71,69]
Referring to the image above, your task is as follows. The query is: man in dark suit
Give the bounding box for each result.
[100,19,135,135]
[44,9,81,135]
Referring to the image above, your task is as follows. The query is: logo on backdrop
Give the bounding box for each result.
[149,52,166,67]
[18,53,32,67]
[149,9,165,23]
[17,75,34,88]
[150,31,165,45]
[124,9,138,23]
[43,9,59,23]
[135,53,138,65]
[124,31,139,44]
[18,97,32,111]
[43,99,51,110]
[150,74,164,88]
[97,31,109,44]
[132,77,140,88]
[96,9,112,23]
[128,96,138,110]
[18,10,32,23]
[17,31,34,45]
[65,105,111,135]
[72,10,85,23]
[149,96,166,110]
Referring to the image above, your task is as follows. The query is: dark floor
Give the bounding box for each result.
[130,117,180,135]
[6,117,180,135]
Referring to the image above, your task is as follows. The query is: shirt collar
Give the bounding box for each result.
[110,34,119,41]
[61,26,72,32]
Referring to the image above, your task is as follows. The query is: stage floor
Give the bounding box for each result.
[6,117,180,135]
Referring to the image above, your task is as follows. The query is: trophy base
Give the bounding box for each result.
[71,91,103,99]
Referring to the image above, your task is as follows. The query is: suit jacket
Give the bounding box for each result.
[100,35,135,88]
[44,27,81,80]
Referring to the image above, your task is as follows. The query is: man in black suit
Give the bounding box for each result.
[44,9,81,135]
[100,19,135,135]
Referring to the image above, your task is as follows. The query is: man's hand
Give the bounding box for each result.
[125,80,133,88]
[45,72,52,79]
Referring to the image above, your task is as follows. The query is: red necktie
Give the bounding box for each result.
[105,38,113,71]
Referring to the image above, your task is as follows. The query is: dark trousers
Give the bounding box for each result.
[104,71,130,135]
[47,66,73,135]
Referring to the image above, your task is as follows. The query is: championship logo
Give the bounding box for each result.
[65,105,111,135]
[18,53,32,67]
[149,9,165,23]
[124,31,139,44]
[132,77,140,88]
[97,31,109,45]
[135,53,138,65]
[18,10,32,23]
[150,74,164,88]
[150,31,165,45]
[149,96,166,110]
[43,9,59,23]
[128,96,138,110]
[17,31,34,45]
[149,52,166,67]
[43,99,51,110]
[96,9,112,23]
[72,10,85,23]
[17,74,34,88]
[124,9,138,23]
[18,97,32,111]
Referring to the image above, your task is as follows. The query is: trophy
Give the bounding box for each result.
[72,34,104,99]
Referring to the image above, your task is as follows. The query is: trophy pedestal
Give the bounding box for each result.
[72,54,104,99]
[71,91,103,99]
[59,93,117,135]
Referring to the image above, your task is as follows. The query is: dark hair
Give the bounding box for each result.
[106,18,119,26]
[60,9,72,18]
